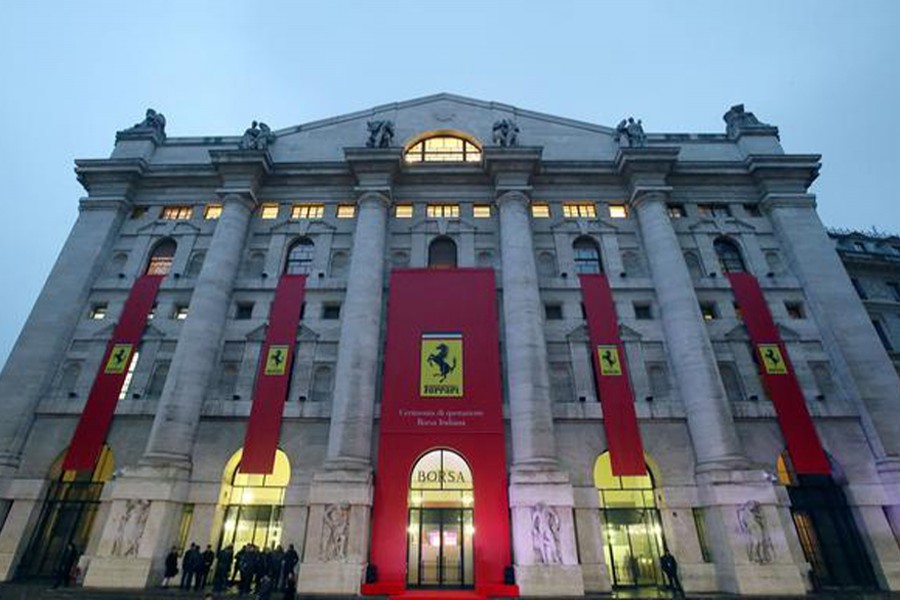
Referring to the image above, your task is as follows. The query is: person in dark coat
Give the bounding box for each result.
[213,544,234,592]
[270,544,285,588]
[256,573,274,600]
[282,569,297,600]
[233,544,246,585]
[238,544,256,595]
[162,546,179,587]
[256,547,271,592]
[660,549,685,599]
[180,543,199,590]
[282,544,299,588]
[197,544,215,590]
[53,542,79,588]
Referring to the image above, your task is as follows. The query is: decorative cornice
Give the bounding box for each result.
[483,146,542,193]
[746,154,821,194]
[759,193,817,212]
[75,158,147,200]
[614,147,680,177]
[210,149,272,204]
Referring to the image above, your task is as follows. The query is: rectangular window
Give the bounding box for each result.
[562,203,597,219]
[873,320,893,351]
[733,302,743,321]
[743,203,762,217]
[887,282,900,301]
[131,207,148,219]
[291,204,324,219]
[697,203,731,218]
[426,204,460,218]
[693,508,713,563]
[608,204,628,219]
[700,302,718,320]
[544,304,563,320]
[785,301,805,319]
[395,204,414,218]
[204,204,223,220]
[336,204,356,219]
[473,204,492,218]
[259,203,279,219]
[172,305,189,320]
[322,304,341,320]
[531,203,551,218]
[235,302,254,320]
[160,206,193,220]
[851,278,868,299]
[634,303,652,320]
[89,303,108,320]
[667,204,686,219]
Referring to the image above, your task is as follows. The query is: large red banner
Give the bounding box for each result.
[364,269,515,597]
[241,274,307,474]
[579,274,647,476]
[727,272,830,475]
[63,275,163,471]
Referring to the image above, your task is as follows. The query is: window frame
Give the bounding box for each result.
[160,206,193,221]
[404,135,482,163]
[291,204,325,220]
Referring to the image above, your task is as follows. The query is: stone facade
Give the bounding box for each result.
[0,94,898,596]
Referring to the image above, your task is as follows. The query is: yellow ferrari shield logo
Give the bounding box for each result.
[758,344,788,375]
[420,333,463,397]
[104,344,133,374]
[264,345,290,376]
[597,345,623,376]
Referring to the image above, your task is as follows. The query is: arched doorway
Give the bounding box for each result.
[18,445,114,579]
[776,451,876,589]
[594,451,665,589]
[406,449,474,589]
[217,448,290,551]
[428,237,458,269]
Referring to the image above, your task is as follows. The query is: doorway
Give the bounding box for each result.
[406,449,474,589]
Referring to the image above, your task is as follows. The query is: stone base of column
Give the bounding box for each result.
[697,470,806,595]
[509,467,585,597]
[0,477,45,582]
[297,467,372,595]
[82,467,188,589]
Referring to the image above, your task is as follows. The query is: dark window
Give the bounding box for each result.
[146,361,170,398]
[667,204,686,219]
[131,206,148,219]
[428,236,457,268]
[719,363,744,402]
[733,302,744,321]
[700,302,718,320]
[887,282,900,301]
[743,203,762,217]
[573,237,602,274]
[235,303,254,320]
[851,278,868,299]
[322,304,341,320]
[785,302,805,319]
[285,238,314,274]
[853,241,867,253]
[714,238,746,273]
[873,320,893,351]
[545,304,563,320]
[185,252,205,278]
[311,365,334,402]
[146,239,177,276]
[634,303,652,320]
[698,204,731,218]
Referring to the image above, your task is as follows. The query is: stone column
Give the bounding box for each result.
[619,148,805,595]
[298,149,397,595]
[488,146,583,597]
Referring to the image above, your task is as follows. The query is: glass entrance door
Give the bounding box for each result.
[407,507,473,588]
[603,508,665,588]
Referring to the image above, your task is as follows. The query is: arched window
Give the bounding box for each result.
[621,250,646,277]
[683,251,704,281]
[714,237,746,273]
[573,237,602,274]
[146,239,177,276]
[311,365,334,403]
[59,361,82,396]
[285,238,314,275]
[329,251,349,278]
[537,251,557,277]
[477,250,495,269]
[391,250,410,269]
[243,251,266,278]
[185,251,205,278]
[107,252,128,278]
[146,361,170,399]
[428,236,457,269]
[405,134,482,163]
[718,362,744,402]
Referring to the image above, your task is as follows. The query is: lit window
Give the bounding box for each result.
[531,204,551,218]
[473,205,492,218]
[608,204,628,219]
[160,206,193,220]
[405,135,482,163]
[204,204,223,220]
[426,205,460,219]
[698,204,731,218]
[395,204,414,218]
[700,302,718,320]
[146,239,177,276]
[336,205,356,219]
[172,305,189,320]
[260,203,279,220]
[667,204,686,219]
[118,350,140,401]
[563,203,597,219]
[291,204,324,220]
[785,302,805,319]
[89,303,108,320]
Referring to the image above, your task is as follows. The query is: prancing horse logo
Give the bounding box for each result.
[427,343,457,382]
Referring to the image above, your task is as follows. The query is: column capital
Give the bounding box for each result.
[629,186,673,209]
[218,191,258,212]
[495,189,532,208]
[484,146,542,192]
[355,190,391,209]
[75,158,146,201]
[209,148,272,201]
[344,147,402,190]
[615,147,680,199]
[759,192,817,212]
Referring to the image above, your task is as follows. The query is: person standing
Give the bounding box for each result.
[197,544,215,590]
[180,543,199,590]
[162,546,179,587]
[282,543,299,588]
[282,569,297,600]
[660,549,685,599]
[213,544,234,592]
[270,544,285,588]
[53,542,78,588]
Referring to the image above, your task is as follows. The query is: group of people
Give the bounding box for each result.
[164,541,299,599]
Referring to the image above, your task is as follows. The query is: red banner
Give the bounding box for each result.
[63,275,163,471]
[240,275,307,474]
[364,269,515,597]
[727,272,830,475]
[579,274,646,476]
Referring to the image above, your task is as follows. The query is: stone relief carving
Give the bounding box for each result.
[531,502,562,564]
[124,108,167,137]
[320,503,350,562]
[111,499,151,557]
[737,500,774,564]
[366,119,395,148]
[614,117,646,148]
[492,118,520,147]
[239,120,276,150]
[723,104,774,138]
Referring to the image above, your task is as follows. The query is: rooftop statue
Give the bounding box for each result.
[492,118,520,147]
[366,119,395,148]
[723,104,774,138]
[124,108,167,137]
[239,120,277,151]
[614,117,646,148]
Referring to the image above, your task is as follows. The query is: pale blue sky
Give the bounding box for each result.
[1,1,898,369]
